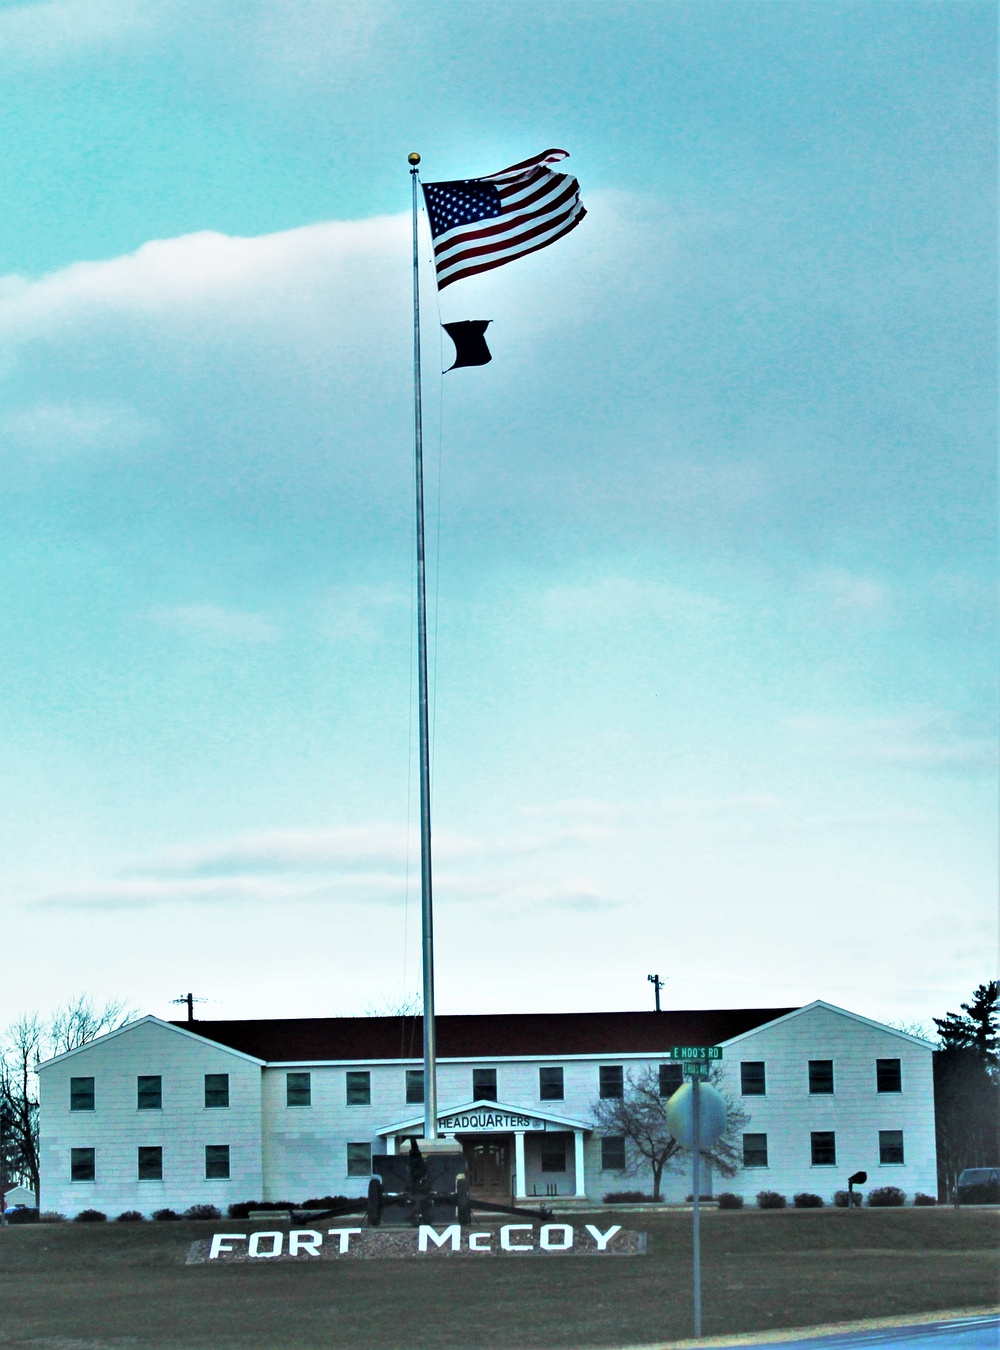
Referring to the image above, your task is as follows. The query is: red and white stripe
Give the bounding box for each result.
[432,149,586,291]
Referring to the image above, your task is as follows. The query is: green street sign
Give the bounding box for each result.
[683,1062,712,1078]
[669,1046,723,1061]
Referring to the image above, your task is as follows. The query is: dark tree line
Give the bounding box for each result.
[933,980,999,1198]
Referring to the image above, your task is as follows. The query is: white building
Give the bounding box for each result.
[37,1001,937,1217]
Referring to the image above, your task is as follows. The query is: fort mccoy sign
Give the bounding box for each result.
[188,1223,645,1263]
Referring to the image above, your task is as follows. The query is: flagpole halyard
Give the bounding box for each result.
[409,151,438,1141]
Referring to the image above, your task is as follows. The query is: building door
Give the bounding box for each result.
[461,1135,511,1202]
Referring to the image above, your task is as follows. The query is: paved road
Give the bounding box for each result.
[711,1316,999,1349]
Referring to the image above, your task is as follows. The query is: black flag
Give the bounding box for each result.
[443,320,492,371]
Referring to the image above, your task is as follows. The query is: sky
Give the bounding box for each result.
[0,0,995,1034]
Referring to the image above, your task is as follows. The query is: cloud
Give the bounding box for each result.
[812,568,891,617]
[0,0,159,62]
[789,711,998,774]
[149,604,280,644]
[1,401,158,457]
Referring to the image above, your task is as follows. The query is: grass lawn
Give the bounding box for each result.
[0,1206,996,1349]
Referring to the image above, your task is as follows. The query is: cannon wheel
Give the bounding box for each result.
[456,1175,472,1226]
[366,1177,383,1227]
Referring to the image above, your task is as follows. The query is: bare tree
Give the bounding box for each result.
[592,1066,750,1200]
[49,994,136,1054]
[362,992,422,1018]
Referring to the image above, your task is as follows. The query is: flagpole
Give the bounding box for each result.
[408,151,438,1142]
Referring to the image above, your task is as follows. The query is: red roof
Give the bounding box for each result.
[173,1008,796,1063]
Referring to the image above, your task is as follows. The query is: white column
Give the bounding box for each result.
[514,1131,527,1199]
[573,1130,587,1198]
[385,1135,396,1156]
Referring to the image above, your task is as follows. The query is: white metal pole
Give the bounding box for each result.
[409,152,437,1141]
[692,1074,702,1337]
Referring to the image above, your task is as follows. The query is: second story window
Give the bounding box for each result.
[345,1071,370,1106]
[539,1067,564,1101]
[473,1068,497,1101]
[287,1072,312,1107]
[70,1077,95,1111]
[809,1060,834,1094]
[876,1059,902,1093]
[740,1062,766,1095]
[205,1074,230,1108]
[137,1076,162,1110]
[405,1070,424,1105]
[599,1065,624,1099]
[659,1064,683,1097]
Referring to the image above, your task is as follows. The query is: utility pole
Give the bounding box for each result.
[647,973,664,1012]
[170,993,206,1025]
[0,1109,7,1227]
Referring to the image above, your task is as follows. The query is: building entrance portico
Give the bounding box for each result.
[377,1099,591,1200]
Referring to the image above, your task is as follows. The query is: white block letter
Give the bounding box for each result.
[500,1224,533,1251]
[248,1230,283,1258]
[540,1223,573,1251]
[289,1229,323,1256]
[468,1231,492,1251]
[585,1224,621,1251]
[209,1233,246,1259]
[327,1228,362,1253]
[418,1224,460,1251]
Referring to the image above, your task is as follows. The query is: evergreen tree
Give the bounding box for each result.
[932,982,1000,1198]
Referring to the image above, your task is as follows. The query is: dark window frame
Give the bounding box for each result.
[810,1131,837,1166]
[287,1072,313,1107]
[137,1146,163,1181]
[808,1060,835,1095]
[405,1069,425,1105]
[71,1147,96,1182]
[879,1129,905,1164]
[205,1144,230,1179]
[659,1064,683,1098]
[599,1065,624,1100]
[600,1135,626,1171]
[347,1142,372,1177]
[740,1062,767,1096]
[540,1134,567,1173]
[70,1077,95,1112]
[204,1073,230,1109]
[742,1132,768,1167]
[473,1068,498,1102]
[876,1059,902,1093]
[137,1075,162,1111]
[345,1071,370,1106]
[539,1067,564,1101]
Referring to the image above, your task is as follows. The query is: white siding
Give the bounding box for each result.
[39,1018,263,1218]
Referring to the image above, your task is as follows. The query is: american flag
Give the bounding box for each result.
[422,149,585,291]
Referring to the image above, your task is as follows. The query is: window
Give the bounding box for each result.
[879,1130,905,1164]
[740,1062,766,1096]
[539,1067,564,1101]
[877,1059,902,1093]
[809,1060,834,1094]
[473,1068,497,1101]
[405,1069,424,1105]
[601,1136,626,1171]
[287,1072,312,1107]
[137,1076,162,1110]
[71,1147,95,1181]
[540,1135,567,1173]
[205,1145,230,1179]
[70,1077,95,1111]
[137,1146,163,1181]
[811,1131,836,1166]
[599,1065,624,1099]
[205,1074,229,1108]
[743,1133,768,1167]
[347,1142,372,1177]
[345,1071,369,1106]
[659,1064,683,1097]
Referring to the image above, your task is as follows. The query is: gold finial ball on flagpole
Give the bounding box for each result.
[408,152,421,165]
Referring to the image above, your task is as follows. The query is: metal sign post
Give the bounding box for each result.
[692,1075,701,1336]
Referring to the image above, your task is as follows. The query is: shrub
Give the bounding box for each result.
[226,1201,258,1219]
[603,1190,654,1203]
[300,1195,359,1210]
[717,1192,744,1210]
[151,1208,181,1221]
[867,1186,906,1207]
[793,1192,824,1208]
[183,1204,221,1220]
[685,1194,714,1202]
[756,1191,787,1209]
[914,1192,937,1206]
[115,1211,145,1222]
[73,1209,107,1222]
[5,1207,39,1225]
[38,1212,66,1223]
[833,1189,862,1208]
